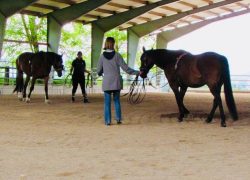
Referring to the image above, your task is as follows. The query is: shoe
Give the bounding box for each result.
[71,96,75,102]
[83,98,90,103]
[117,121,122,125]
[105,123,111,126]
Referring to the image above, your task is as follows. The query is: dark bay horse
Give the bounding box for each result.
[13,51,64,103]
[139,48,238,127]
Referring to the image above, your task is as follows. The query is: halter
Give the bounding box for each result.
[175,52,188,70]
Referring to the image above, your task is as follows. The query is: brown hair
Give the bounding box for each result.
[104,37,115,50]
[77,51,82,56]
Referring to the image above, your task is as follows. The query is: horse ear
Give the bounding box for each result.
[142,46,146,52]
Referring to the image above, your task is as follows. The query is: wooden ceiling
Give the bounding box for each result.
[20,0,250,32]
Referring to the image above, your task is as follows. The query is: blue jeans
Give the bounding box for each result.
[104,90,122,125]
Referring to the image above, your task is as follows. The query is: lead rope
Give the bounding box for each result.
[85,73,92,88]
[122,74,146,104]
[64,74,72,88]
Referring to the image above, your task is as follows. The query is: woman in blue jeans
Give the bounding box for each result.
[97,37,139,126]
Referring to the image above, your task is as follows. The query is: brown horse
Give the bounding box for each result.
[13,51,64,103]
[139,48,238,127]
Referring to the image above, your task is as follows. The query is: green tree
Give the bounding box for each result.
[2,14,47,65]
[21,15,46,52]
[105,29,127,59]
[59,23,91,73]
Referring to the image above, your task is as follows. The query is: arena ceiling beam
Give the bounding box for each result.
[129,0,242,38]
[47,0,111,53]
[48,0,111,25]
[92,0,179,32]
[156,7,250,48]
[91,0,179,69]
[0,0,38,17]
[0,0,38,58]
[127,0,242,68]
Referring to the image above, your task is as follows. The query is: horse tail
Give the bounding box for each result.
[222,56,238,120]
[13,57,24,93]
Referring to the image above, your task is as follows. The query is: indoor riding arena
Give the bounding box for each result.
[0,0,250,180]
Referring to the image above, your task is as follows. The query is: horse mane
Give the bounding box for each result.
[145,49,186,67]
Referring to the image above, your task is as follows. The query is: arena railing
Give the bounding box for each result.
[1,66,250,94]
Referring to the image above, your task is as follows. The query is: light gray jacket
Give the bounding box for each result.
[97,51,139,91]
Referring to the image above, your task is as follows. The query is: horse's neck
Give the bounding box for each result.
[45,53,54,67]
[154,50,178,70]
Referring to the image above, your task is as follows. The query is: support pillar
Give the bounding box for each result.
[91,23,104,69]
[127,29,139,68]
[0,13,6,58]
[47,16,61,53]
[156,34,168,87]
[47,16,62,84]
[156,34,168,49]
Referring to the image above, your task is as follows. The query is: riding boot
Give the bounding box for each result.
[72,94,75,102]
[83,94,89,103]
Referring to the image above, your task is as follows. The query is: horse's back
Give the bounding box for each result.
[196,52,225,70]
[17,52,34,63]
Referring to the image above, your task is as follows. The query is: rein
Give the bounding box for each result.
[122,74,146,104]
[147,67,169,89]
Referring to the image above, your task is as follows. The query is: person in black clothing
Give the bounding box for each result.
[70,51,90,103]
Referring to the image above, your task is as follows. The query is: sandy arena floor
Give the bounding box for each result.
[0,92,249,180]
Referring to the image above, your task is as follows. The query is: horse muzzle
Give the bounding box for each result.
[55,69,63,77]
[139,69,148,79]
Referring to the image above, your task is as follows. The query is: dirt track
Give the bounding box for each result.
[0,92,249,180]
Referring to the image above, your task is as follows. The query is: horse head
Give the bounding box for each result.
[53,54,64,77]
[139,47,155,78]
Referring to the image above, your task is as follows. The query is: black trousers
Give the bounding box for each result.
[72,76,86,97]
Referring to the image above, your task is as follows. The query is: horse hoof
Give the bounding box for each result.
[221,122,226,127]
[45,100,51,104]
[26,98,31,103]
[178,118,183,122]
[18,94,23,101]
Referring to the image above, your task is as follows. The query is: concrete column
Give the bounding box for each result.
[0,13,6,58]
[47,16,62,84]
[47,16,61,53]
[156,34,168,49]
[127,29,139,68]
[91,23,104,69]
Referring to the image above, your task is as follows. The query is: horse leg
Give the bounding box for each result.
[44,76,50,104]
[26,77,36,103]
[216,93,226,127]
[208,85,226,127]
[172,86,185,122]
[180,86,189,115]
[22,76,30,101]
[206,98,218,123]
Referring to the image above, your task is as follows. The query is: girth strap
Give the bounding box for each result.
[175,52,188,70]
